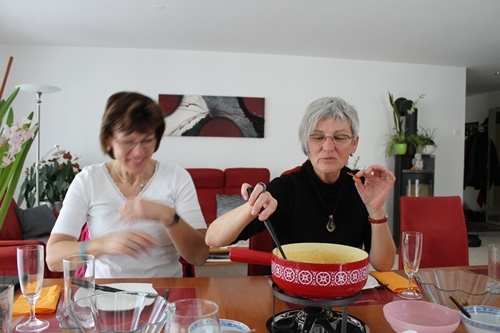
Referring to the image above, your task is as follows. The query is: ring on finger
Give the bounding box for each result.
[257,182,267,192]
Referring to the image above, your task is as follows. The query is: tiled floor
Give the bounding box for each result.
[467,231,500,265]
[198,231,500,277]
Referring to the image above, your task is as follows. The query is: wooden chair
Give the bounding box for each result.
[398,196,469,269]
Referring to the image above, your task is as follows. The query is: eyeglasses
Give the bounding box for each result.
[115,137,156,150]
[308,134,353,145]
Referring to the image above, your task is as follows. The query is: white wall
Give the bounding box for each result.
[1,45,466,230]
[464,90,500,211]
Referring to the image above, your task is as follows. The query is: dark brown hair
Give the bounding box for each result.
[99,92,166,158]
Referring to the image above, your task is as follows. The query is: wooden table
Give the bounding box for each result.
[14,265,491,332]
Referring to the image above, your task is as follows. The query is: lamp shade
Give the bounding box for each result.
[41,145,66,161]
[16,83,61,94]
[15,84,61,206]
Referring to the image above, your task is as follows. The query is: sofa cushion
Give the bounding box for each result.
[0,240,49,276]
[216,194,246,217]
[0,200,23,240]
[186,168,225,224]
[15,205,56,240]
[224,168,271,194]
[186,168,271,226]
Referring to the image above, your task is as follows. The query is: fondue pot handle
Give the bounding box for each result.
[229,248,272,266]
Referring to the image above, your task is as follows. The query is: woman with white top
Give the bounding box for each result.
[47,91,208,278]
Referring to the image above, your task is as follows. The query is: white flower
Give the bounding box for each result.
[0,121,37,167]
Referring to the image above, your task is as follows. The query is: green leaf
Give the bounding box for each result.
[0,88,20,125]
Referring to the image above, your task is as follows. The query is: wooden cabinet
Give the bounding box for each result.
[393,155,435,246]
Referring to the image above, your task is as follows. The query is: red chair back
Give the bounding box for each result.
[398,196,469,269]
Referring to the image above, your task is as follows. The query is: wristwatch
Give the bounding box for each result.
[165,213,180,227]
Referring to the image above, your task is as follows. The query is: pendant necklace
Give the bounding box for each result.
[313,178,344,233]
[325,192,342,232]
[114,162,150,192]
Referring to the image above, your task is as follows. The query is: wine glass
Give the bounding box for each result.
[398,231,423,300]
[165,299,219,333]
[16,245,49,332]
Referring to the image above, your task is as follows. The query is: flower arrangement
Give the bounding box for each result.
[385,92,425,157]
[0,88,37,229]
[18,150,81,208]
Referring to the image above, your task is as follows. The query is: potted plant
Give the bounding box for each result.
[385,92,425,157]
[415,127,437,155]
[18,151,81,210]
[385,128,410,157]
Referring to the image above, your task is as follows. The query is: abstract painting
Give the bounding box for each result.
[159,94,265,138]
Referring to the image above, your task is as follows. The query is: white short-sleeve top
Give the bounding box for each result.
[51,161,206,278]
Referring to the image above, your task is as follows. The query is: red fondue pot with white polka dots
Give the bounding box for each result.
[230,243,369,299]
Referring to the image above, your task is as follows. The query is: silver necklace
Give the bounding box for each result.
[114,162,149,191]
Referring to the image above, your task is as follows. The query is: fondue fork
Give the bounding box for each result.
[72,278,157,298]
[247,186,287,259]
[72,278,123,292]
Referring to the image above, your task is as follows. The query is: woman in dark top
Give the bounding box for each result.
[206,97,396,271]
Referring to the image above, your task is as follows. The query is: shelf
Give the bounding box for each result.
[401,169,434,174]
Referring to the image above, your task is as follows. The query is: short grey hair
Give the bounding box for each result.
[298,97,359,154]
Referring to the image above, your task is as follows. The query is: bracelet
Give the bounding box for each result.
[368,213,388,224]
[165,213,180,228]
[79,241,88,260]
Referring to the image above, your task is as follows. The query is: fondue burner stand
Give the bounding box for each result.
[267,284,369,333]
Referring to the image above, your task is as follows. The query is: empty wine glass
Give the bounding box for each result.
[398,231,423,300]
[16,245,49,332]
[165,299,219,333]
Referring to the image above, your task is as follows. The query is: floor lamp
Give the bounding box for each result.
[16,83,61,206]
